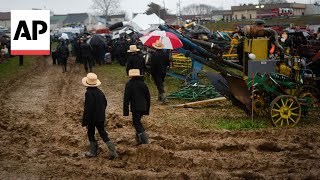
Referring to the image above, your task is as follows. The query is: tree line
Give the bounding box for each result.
[91,0,288,20]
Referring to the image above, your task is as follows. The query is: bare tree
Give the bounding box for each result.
[181,4,219,15]
[92,0,121,20]
[259,0,287,4]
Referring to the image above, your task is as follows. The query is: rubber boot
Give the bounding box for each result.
[135,133,142,146]
[106,141,118,160]
[160,93,168,104]
[157,93,161,101]
[85,141,98,157]
[138,131,149,144]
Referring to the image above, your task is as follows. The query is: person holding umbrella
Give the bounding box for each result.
[149,40,170,103]
[126,45,146,75]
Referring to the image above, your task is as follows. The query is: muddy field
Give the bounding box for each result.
[0,57,320,179]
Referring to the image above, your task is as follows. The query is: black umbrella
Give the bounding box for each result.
[87,34,106,46]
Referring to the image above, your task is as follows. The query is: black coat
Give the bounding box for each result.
[126,53,146,75]
[80,42,92,58]
[82,87,107,126]
[123,77,150,116]
[150,49,170,76]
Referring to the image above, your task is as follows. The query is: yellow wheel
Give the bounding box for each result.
[252,92,268,116]
[269,95,301,127]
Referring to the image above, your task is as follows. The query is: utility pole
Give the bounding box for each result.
[163,0,166,23]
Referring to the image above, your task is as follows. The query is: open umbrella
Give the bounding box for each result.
[87,34,106,46]
[139,30,183,49]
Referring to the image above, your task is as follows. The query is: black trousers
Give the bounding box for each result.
[83,56,92,72]
[52,53,57,64]
[61,57,67,70]
[132,112,145,134]
[152,73,166,94]
[87,121,110,143]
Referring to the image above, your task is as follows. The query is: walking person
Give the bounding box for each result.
[126,45,146,75]
[149,40,170,103]
[80,38,93,73]
[82,73,118,159]
[57,40,69,73]
[51,47,57,65]
[123,69,151,145]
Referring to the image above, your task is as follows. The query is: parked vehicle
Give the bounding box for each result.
[257,8,293,20]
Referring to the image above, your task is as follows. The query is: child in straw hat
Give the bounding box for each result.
[123,69,151,145]
[82,73,118,159]
[126,45,146,75]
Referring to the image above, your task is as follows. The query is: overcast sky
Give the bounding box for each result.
[0,0,313,17]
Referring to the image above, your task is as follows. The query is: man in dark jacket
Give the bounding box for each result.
[150,40,170,103]
[126,45,146,75]
[80,38,93,72]
[123,69,151,145]
[82,73,118,159]
[57,40,69,73]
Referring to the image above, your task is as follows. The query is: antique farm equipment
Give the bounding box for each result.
[160,24,319,127]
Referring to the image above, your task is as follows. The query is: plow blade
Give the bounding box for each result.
[206,72,252,114]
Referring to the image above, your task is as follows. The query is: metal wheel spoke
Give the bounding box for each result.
[289,117,296,123]
[272,113,280,118]
[272,109,281,112]
[288,101,294,108]
[285,99,289,106]
[280,119,284,126]
[291,112,299,116]
[274,117,282,124]
[281,99,285,106]
[286,118,289,125]
[290,107,299,111]
[275,103,281,108]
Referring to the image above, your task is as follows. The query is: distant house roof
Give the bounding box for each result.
[51,15,67,24]
[63,13,88,24]
[231,3,306,11]
[107,14,125,21]
[0,12,10,20]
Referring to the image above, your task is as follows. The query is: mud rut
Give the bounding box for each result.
[0,57,320,179]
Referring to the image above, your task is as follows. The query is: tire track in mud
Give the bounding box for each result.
[0,57,320,179]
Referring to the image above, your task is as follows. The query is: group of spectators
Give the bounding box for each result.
[51,34,172,100]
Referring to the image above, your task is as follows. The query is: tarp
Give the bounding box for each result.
[126,13,165,34]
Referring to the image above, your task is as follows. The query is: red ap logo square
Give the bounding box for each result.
[11,10,50,55]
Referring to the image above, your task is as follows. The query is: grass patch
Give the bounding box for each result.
[217,119,267,130]
[193,116,218,129]
[0,56,32,82]
[193,116,268,130]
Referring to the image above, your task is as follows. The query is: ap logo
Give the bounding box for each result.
[11,10,50,55]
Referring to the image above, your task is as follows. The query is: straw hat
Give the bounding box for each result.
[152,40,164,49]
[128,69,143,77]
[127,45,140,52]
[82,73,101,87]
